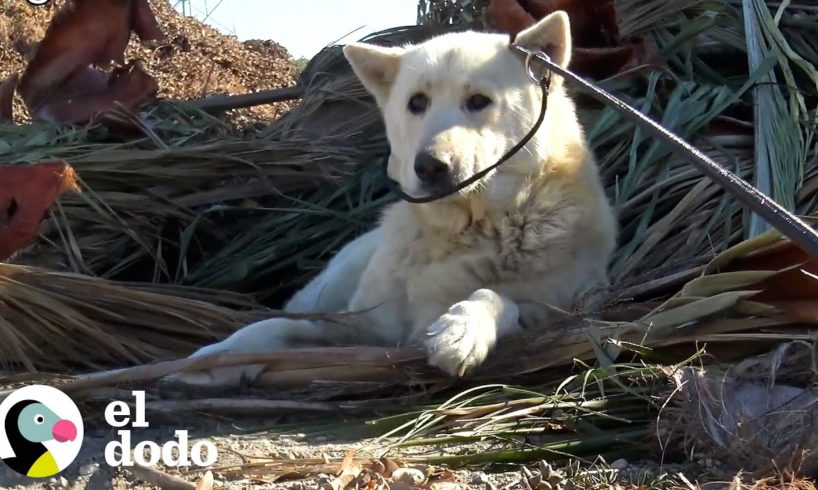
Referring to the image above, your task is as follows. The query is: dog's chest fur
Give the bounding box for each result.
[371,187,578,317]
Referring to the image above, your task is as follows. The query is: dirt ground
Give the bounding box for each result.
[0,414,524,490]
[0,397,702,490]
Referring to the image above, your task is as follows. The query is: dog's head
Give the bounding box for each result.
[344,12,575,201]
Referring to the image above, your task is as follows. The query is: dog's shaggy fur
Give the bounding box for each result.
[175,11,617,386]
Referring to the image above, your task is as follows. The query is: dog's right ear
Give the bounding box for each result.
[514,11,572,69]
[343,43,405,106]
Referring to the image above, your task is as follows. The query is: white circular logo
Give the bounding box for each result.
[0,385,83,478]
[27,0,51,5]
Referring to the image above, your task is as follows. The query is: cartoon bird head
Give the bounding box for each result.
[2,399,77,477]
[14,400,77,444]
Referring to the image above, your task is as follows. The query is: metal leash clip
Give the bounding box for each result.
[524,49,551,85]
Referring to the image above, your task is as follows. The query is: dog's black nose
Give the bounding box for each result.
[414,152,450,187]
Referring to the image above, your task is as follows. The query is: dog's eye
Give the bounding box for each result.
[465,94,492,112]
[408,93,429,114]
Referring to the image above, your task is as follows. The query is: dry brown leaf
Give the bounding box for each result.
[764,301,818,324]
[380,457,401,478]
[34,61,158,124]
[485,0,536,40]
[1,0,299,126]
[130,0,163,40]
[426,467,456,483]
[0,161,79,261]
[519,0,620,47]
[570,38,659,80]
[194,471,214,490]
[331,450,362,490]
[486,0,659,79]
[371,459,386,476]
[720,241,818,302]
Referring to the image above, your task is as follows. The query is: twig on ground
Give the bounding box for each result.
[145,398,345,414]
[0,347,425,400]
[125,463,197,490]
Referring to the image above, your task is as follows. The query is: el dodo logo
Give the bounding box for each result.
[0,385,83,478]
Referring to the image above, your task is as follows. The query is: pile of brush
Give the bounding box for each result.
[0,0,299,124]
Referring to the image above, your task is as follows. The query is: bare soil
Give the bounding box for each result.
[0,397,703,490]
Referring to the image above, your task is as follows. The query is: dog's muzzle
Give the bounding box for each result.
[414,152,456,194]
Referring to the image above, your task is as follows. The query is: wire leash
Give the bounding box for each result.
[384,44,818,262]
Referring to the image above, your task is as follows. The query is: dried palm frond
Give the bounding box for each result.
[0,231,814,484]
[39,230,817,392]
[0,0,814,388]
[8,0,815,305]
[0,263,270,371]
[4,1,818,484]
[5,25,462,304]
[3,0,818,377]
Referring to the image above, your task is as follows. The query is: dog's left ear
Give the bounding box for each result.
[513,11,572,69]
[343,43,405,107]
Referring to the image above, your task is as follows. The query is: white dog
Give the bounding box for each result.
[175,11,617,386]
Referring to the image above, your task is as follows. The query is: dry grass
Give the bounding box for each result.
[662,342,818,478]
[0,230,805,484]
[0,263,272,371]
[4,0,816,300]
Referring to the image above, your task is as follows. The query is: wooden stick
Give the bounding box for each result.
[16,347,424,397]
[125,463,197,490]
[256,366,416,388]
[188,86,305,113]
[145,398,343,414]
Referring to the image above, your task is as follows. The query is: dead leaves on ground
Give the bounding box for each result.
[324,453,459,490]
[485,0,659,80]
[194,471,214,490]
[215,451,460,490]
[0,161,79,261]
[5,0,163,124]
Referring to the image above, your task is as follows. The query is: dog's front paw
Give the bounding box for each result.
[424,302,496,377]
[165,319,295,387]
[165,340,267,387]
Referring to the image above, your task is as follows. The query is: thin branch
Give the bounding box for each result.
[188,86,304,113]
